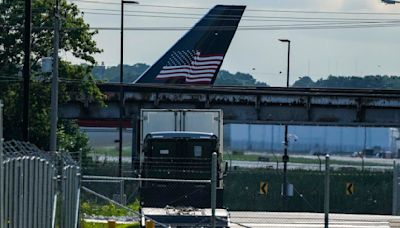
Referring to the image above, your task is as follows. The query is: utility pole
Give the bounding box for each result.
[50,0,60,152]
[362,127,366,171]
[324,154,330,228]
[211,152,217,228]
[279,39,291,208]
[119,0,139,177]
[119,0,124,177]
[0,101,3,228]
[22,0,32,141]
[393,161,399,215]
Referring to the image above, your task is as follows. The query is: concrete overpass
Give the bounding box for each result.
[60,83,400,127]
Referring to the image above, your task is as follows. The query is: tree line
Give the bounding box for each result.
[93,64,400,89]
[92,63,268,86]
[293,75,400,89]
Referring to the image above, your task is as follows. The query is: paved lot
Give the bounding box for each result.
[229,160,391,171]
[229,212,400,228]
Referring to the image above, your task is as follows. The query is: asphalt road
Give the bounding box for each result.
[228,159,391,171]
[229,212,400,228]
[90,154,393,171]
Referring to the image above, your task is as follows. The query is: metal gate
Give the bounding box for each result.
[1,147,57,227]
[60,153,81,228]
[0,142,81,228]
[0,101,81,228]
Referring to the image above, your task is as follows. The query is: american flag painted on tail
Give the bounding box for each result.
[134,5,245,84]
[155,50,224,83]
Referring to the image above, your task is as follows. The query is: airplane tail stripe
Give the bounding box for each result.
[186,74,214,79]
[190,61,223,66]
[185,78,213,82]
[156,73,214,79]
[160,69,217,74]
[161,65,220,70]
[194,56,224,61]
[155,76,186,80]
[196,54,225,57]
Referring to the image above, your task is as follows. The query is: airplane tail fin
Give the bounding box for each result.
[134,5,246,84]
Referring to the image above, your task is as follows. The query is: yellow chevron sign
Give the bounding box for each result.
[260,181,268,195]
[346,183,354,195]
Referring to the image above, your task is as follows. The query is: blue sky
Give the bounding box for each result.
[67,0,400,86]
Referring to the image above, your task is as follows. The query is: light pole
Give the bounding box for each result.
[279,39,290,208]
[279,39,290,87]
[50,0,61,152]
[362,127,366,171]
[120,0,138,177]
[22,0,32,141]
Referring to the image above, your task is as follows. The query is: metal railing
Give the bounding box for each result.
[0,140,81,228]
[60,153,81,228]
[2,155,57,227]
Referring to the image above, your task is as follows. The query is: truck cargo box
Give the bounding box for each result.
[140,109,223,154]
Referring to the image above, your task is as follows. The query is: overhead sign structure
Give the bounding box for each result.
[260,181,268,195]
[346,183,354,195]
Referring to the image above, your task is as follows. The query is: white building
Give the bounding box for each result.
[224,124,391,154]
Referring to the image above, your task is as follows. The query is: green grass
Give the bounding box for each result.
[80,201,141,228]
[89,147,132,157]
[224,153,261,161]
[81,200,140,217]
[81,221,140,228]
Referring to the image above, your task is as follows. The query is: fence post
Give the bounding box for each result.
[211,152,217,228]
[120,180,125,205]
[324,154,330,228]
[0,100,2,142]
[79,149,82,167]
[0,100,3,228]
[145,220,155,228]
[131,117,137,171]
[108,220,116,228]
[393,161,399,215]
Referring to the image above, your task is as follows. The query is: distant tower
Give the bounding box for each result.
[98,61,106,79]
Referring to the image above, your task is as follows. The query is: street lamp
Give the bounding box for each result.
[22,0,33,141]
[279,39,291,206]
[119,0,139,177]
[279,39,290,87]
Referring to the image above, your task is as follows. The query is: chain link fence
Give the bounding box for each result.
[78,148,400,227]
[78,152,235,228]
[222,150,400,227]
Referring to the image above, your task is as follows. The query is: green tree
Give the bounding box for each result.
[292,75,400,89]
[0,0,104,155]
[214,70,268,86]
[293,76,315,87]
